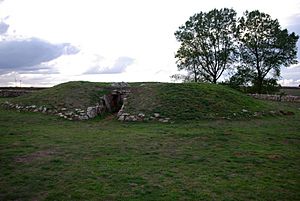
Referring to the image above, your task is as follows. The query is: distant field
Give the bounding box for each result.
[0,101,299,200]
[281,87,300,96]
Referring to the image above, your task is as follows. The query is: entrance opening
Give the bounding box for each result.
[111,93,123,113]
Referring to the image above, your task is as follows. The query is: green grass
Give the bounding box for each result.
[125,83,271,120]
[0,102,299,200]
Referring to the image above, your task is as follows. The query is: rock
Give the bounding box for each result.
[159,118,169,123]
[79,115,89,120]
[117,108,124,117]
[65,112,73,116]
[126,115,138,121]
[58,113,64,118]
[111,82,129,88]
[87,107,98,118]
[253,112,261,117]
[118,115,125,121]
[61,108,67,111]
[138,113,145,118]
[42,107,47,113]
[242,109,248,113]
[103,95,112,112]
[153,113,160,118]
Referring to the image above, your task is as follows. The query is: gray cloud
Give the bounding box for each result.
[0,37,79,74]
[85,56,134,74]
[0,21,9,34]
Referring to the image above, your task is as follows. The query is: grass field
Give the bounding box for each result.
[0,101,299,200]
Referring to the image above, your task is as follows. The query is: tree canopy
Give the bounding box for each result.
[174,9,299,93]
[174,8,238,83]
[236,10,299,93]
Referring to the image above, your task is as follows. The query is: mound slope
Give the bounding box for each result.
[8,81,110,110]
[123,83,270,120]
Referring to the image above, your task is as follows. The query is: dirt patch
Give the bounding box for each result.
[267,154,282,160]
[15,150,56,163]
[233,151,258,158]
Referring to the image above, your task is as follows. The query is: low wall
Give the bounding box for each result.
[249,94,300,102]
[0,87,47,97]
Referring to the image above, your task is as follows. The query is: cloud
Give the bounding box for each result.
[0,72,68,87]
[286,14,300,59]
[0,37,79,74]
[278,79,300,86]
[279,64,300,86]
[85,56,134,74]
[0,21,9,34]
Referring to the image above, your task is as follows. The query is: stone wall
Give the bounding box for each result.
[0,89,32,97]
[249,94,300,102]
[0,88,46,97]
[1,89,129,121]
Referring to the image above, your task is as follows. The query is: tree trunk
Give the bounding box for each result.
[256,77,263,94]
[193,64,198,83]
[212,76,217,84]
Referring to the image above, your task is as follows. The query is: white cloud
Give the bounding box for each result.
[85,56,134,74]
[278,79,300,86]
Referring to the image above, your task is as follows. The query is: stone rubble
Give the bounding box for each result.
[249,94,300,102]
[117,109,171,123]
[1,93,113,121]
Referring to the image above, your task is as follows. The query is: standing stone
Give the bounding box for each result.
[103,95,112,112]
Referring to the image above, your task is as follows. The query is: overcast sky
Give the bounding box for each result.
[0,0,299,87]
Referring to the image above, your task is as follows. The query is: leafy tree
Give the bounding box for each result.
[237,10,299,93]
[174,8,238,83]
[228,67,280,93]
[228,66,254,88]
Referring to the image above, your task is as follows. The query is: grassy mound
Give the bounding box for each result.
[125,83,270,120]
[4,81,272,120]
[8,81,110,109]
